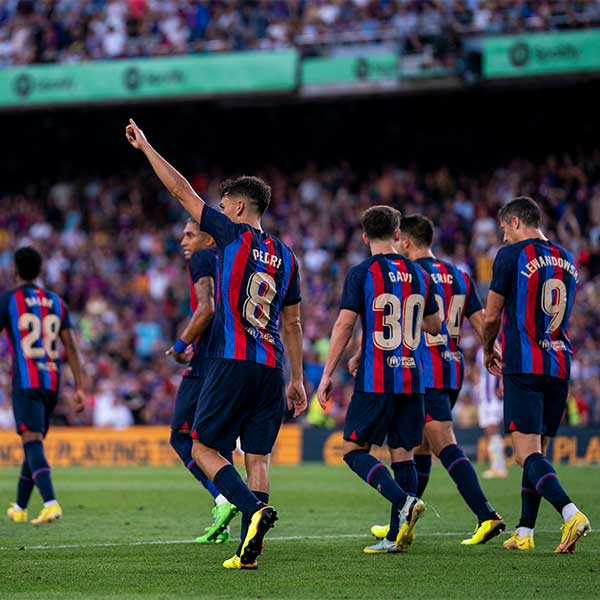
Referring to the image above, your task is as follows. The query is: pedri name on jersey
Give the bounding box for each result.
[520,254,579,282]
[253,248,282,269]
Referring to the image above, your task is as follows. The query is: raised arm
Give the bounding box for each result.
[281,302,307,418]
[166,276,215,363]
[125,119,205,223]
[317,309,358,408]
[482,291,505,377]
[59,328,85,413]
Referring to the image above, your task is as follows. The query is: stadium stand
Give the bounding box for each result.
[1,150,600,429]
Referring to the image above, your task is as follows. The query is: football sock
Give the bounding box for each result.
[489,434,506,472]
[523,453,571,515]
[16,458,34,509]
[414,454,432,498]
[343,450,407,505]
[170,430,220,498]
[518,469,542,529]
[24,440,55,503]
[213,465,262,518]
[516,526,534,537]
[386,460,418,541]
[561,502,579,522]
[439,444,497,522]
[237,491,269,556]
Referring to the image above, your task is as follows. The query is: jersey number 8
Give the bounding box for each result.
[372,293,425,351]
[244,272,277,329]
[18,314,61,360]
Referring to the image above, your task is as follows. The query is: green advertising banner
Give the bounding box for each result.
[0,49,297,107]
[302,54,399,86]
[484,29,600,78]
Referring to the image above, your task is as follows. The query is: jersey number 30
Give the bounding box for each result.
[372,293,425,351]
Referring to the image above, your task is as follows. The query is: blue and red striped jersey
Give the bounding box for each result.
[0,285,72,392]
[200,206,301,370]
[340,253,437,395]
[185,247,219,378]
[490,238,577,379]
[416,258,483,390]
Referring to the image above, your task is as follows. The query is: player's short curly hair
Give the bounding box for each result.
[220,176,271,216]
[400,215,434,247]
[15,246,42,281]
[498,196,542,227]
[360,205,401,240]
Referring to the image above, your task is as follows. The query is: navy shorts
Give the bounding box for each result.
[424,388,460,423]
[193,358,285,455]
[503,373,568,437]
[13,389,58,437]
[171,377,204,432]
[343,391,424,450]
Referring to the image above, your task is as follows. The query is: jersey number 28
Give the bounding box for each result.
[18,314,61,360]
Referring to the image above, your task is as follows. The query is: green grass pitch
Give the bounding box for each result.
[0,463,598,599]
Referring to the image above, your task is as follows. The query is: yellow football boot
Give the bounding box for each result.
[370,524,389,539]
[503,531,534,551]
[31,502,63,525]
[461,517,505,545]
[7,505,28,523]
[222,555,257,570]
[396,497,425,551]
[555,511,591,554]
[239,506,278,567]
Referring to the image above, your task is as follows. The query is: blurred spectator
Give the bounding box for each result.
[0,1,599,67]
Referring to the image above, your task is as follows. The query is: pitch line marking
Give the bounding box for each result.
[0,529,572,552]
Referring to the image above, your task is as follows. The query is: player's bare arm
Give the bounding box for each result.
[482,290,505,377]
[317,309,358,407]
[422,311,441,336]
[125,119,205,223]
[59,328,85,414]
[469,308,503,359]
[282,302,307,418]
[167,276,215,364]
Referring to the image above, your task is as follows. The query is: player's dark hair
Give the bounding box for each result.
[360,205,401,240]
[498,196,542,227]
[186,217,200,228]
[15,246,42,281]
[220,176,271,216]
[400,215,434,247]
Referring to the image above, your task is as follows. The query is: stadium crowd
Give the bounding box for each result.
[0,0,599,66]
[1,148,600,431]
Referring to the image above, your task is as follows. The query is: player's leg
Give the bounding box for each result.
[361,393,425,554]
[425,390,504,544]
[224,365,285,569]
[7,458,33,522]
[414,437,433,498]
[17,391,62,524]
[170,378,224,499]
[482,424,507,479]
[504,375,590,552]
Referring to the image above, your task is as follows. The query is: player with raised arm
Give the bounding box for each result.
[483,196,591,553]
[167,219,238,545]
[368,215,504,546]
[126,119,307,570]
[2,247,84,525]
[317,206,441,554]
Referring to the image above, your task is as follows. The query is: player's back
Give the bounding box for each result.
[342,253,434,395]
[491,238,577,379]
[201,206,301,370]
[0,284,71,391]
[416,258,482,390]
